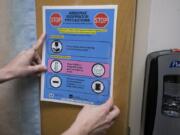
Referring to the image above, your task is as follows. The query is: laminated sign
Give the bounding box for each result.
[41,5,118,105]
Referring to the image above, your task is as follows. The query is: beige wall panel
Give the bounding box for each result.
[36,0,136,135]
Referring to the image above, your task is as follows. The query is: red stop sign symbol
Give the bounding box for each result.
[50,13,62,26]
[94,13,109,28]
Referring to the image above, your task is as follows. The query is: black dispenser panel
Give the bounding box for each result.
[162,75,180,117]
[141,50,180,135]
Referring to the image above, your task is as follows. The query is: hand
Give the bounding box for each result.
[63,98,120,135]
[0,33,46,81]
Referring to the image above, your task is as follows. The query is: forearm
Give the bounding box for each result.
[0,67,14,83]
[62,123,89,135]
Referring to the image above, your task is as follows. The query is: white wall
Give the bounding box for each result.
[148,0,180,53]
[129,0,180,135]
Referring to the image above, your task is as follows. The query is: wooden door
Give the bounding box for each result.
[36,0,136,135]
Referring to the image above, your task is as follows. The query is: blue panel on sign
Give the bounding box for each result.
[41,5,118,105]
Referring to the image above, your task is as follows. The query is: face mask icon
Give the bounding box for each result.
[50,76,61,88]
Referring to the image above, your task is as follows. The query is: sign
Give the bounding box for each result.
[41,5,118,105]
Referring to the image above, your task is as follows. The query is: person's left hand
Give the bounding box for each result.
[62,98,120,135]
[3,33,47,79]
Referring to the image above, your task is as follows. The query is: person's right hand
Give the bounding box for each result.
[1,34,46,79]
[63,98,120,135]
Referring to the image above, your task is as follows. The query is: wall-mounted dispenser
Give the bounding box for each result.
[141,49,180,135]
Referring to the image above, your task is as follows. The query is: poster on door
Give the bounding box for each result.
[41,5,118,105]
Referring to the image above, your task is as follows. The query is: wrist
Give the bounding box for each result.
[62,122,89,135]
[0,66,15,82]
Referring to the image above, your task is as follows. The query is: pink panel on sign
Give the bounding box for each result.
[48,59,110,78]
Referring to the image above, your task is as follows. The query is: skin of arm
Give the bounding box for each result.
[0,67,14,83]
[0,33,120,135]
[62,98,120,135]
[0,33,46,83]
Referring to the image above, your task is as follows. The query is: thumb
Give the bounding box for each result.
[101,98,114,113]
[29,65,47,74]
